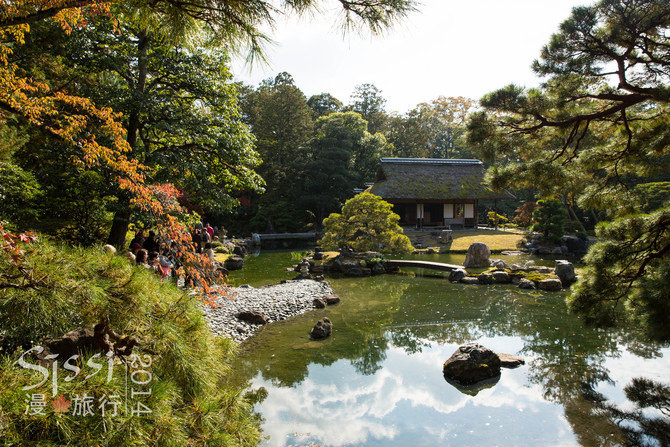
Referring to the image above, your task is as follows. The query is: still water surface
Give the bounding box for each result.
[229,251,669,447]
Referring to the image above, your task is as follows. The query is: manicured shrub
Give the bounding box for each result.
[532,198,567,244]
[319,193,413,254]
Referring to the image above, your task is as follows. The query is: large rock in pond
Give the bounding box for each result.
[555,260,576,287]
[310,318,332,340]
[442,343,501,385]
[538,278,563,291]
[324,294,341,305]
[562,235,588,254]
[463,243,491,268]
[224,256,244,271]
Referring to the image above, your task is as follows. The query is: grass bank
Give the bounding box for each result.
[0,238,261,446]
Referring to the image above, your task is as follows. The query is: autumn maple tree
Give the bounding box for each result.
[0,0,419,291]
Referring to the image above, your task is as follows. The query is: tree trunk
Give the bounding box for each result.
[105,29,149,247]
[562,194,586,232]
[107,204,131,248]
[591,209,600,225]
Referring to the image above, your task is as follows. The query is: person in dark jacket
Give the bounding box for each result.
[142,231,160,253]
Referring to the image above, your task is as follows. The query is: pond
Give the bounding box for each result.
[228,251,670,447]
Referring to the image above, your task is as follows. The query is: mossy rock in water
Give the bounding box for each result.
[523,271,559,284]
[508,270,558,285]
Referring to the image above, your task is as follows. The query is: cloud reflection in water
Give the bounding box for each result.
[254,341,578,447]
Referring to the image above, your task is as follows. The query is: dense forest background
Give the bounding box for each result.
[225,75,508,235]
[1,0,668,340]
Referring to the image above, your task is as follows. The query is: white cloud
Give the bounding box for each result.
[232,0,599,113]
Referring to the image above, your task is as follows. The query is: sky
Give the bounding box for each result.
[231,0,598,115]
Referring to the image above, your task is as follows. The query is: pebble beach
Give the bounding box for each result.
[203,279,335,342]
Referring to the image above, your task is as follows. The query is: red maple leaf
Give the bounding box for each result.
[19,233,37,243]
[52,395,71,414]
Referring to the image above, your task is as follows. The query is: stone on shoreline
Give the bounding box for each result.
[538,279,563,291]
[202,280,335,343]
[492,271,511,284]
[235,311,267,325]
[519,278,536,290]
[449,269,467,282]
[224,256,244,271]
[324,294,341,305]
[555,260,576,287]
[477,273,494,284]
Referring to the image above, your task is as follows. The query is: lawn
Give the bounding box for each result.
[409,229,526,252]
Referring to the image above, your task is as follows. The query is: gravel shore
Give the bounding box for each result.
[203,279,335,342]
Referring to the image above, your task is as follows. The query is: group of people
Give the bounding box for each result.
[128,230,179,280]
[127,223,224,283]
[191,223,217,253]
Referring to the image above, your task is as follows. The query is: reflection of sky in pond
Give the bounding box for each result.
[232,252,670,447]
[596,346,670,415]
[254,336,578,447]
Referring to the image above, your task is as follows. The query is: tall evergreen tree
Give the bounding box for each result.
[12,18,264,245]
[307,93,343,119]
[300,111,389,225]
[349,83,388,134]
[239,72,314,232]
[467,0,670,338]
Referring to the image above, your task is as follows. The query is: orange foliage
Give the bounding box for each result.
[0,1,231,301]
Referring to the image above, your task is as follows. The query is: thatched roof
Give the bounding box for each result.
[368,158,514,201]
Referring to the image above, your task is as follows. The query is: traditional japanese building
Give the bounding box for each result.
[367,158,514,228]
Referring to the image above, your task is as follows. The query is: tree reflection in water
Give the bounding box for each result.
[580,378,670,446]
[230,259,669,445]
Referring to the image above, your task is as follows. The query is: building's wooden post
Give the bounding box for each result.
[416,203,424,230]
[475,199,479,228]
